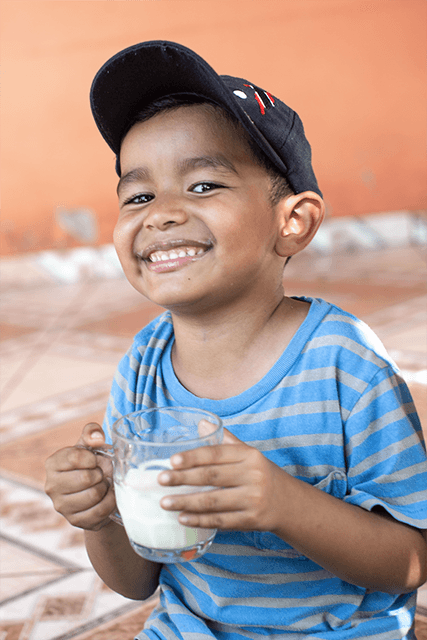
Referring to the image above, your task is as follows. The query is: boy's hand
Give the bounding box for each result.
[158,429,284,532]
[45,423,116,531]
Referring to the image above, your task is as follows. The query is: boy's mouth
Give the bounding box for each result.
[139,241,213,273]
[148,246,206,263]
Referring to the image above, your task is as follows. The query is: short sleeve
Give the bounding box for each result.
[343,365,427,529]
[102,344,139,445]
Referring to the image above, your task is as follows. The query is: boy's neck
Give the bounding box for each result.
[169,295,309,400]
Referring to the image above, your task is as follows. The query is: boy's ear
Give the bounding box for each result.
[275,191,325,258]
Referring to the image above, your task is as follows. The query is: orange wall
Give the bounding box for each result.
[1,0,426,255]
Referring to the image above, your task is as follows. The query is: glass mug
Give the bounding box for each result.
[90,407,223,563]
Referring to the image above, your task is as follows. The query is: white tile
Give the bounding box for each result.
[0,353,117,413]
[0,379,110,443]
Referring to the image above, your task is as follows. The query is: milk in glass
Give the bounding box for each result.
[115,459,215,550]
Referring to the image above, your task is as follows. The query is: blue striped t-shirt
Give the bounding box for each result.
[103,297,427,639]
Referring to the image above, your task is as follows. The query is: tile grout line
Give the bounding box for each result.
[44,601,146,640]
[0,471,47,494]
[0,569,84,608]
[0,532,84,570]
[1,570,71,578]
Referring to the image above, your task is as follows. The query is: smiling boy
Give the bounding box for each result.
[45,41,427,639]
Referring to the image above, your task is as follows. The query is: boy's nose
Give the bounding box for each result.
[142,197,188,231]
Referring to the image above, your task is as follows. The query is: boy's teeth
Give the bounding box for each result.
[149,246,206,262]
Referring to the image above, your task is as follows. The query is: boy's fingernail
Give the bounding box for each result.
[161,497,173,508]
[91,432,103,441]
[158,471,171,483]
[171,454,183,467]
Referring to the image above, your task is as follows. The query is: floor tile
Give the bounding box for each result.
[0,540,69,602]
[287,245,427,287]
[0,477,140,639]
[285,278,426,319]
[0,323,35,341]
[0,279,147,330]
[0,352,118,414]
[0,410,105,486]
[0,571,136,640]
[0,477,90,567]
[381,323,427,354]
[0,380,111,445]
[70,595,159,640]
[0,621,27,640]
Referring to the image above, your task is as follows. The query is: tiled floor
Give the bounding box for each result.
[0,242,426,639]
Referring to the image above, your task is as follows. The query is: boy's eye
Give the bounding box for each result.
[123,193,154,206]
[191,182,223,194]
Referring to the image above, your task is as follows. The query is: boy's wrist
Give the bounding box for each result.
[268,469,307,539]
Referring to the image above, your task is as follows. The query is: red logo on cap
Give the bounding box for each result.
[244,84,275,115]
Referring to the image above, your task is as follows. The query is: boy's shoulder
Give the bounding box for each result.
[297,297,398,376]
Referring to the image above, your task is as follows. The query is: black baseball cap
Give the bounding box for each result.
[90,40,322,197]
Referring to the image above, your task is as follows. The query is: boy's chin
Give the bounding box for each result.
[142,291,228,317]
[128,284,207,315]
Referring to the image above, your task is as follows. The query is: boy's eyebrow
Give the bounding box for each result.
[178,155,239,176]
[117,167,150,195]
[117,155,239,195]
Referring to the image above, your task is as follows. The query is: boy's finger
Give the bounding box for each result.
[197,419,221,438]
[77,423,105,448]
[45,446,99,473]
[161,486,242,514]
[170,442,248,470]
[49,467,105,495]
[159,461,245,488]
[178,510,246,531]
[56,479,111,514]
[66,486,117,531]
[222,428,243,445]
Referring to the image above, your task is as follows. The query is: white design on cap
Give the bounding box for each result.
[233,90,247,99]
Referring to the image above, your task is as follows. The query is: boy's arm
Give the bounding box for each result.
[159,429,427,593]
[45,423,160,600]
[268,464,427,593]
[85,521,161,600]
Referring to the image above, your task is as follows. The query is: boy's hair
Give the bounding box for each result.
[122,95,293,206]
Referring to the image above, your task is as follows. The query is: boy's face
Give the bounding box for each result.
[114,105,285,314]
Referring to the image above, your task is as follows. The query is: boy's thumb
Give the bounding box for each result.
[222,428,242,445]
[77,423,105,448]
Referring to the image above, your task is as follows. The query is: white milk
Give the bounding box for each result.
[114,459,215,550]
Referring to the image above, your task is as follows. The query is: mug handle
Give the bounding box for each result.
[77,444,124,526]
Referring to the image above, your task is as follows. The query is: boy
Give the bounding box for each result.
[45,41,427,639]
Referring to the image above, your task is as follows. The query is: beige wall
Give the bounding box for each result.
[1,0,426,255]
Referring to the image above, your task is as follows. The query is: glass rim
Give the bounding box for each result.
[111,406,223,446]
